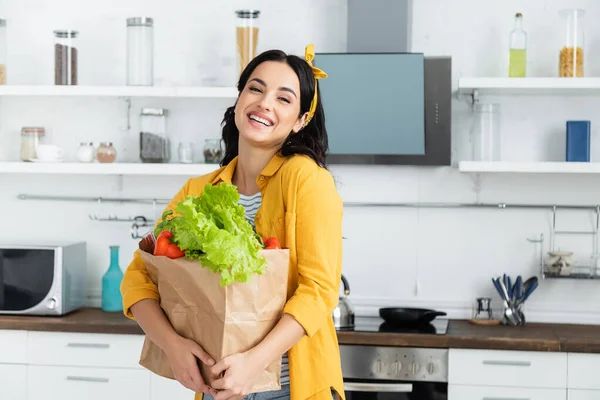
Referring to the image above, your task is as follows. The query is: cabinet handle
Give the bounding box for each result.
[482,360,531,367]
[66,376,109,383]
[482,398,530,400]
[67,343,110,349]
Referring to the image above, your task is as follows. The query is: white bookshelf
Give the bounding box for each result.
[0,161,220,176]
[459,161,600,174]
[458,77,600,95]
[0,85,238,98]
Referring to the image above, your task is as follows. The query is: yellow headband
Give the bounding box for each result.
[303,44,328,127]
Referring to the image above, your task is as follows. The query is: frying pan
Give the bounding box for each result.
[379,307,447,325]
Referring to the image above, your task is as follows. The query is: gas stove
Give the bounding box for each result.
[342,316,449,335]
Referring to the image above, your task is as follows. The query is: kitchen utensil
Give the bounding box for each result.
[333,274,355,330]
[519,277,538,304]
[378,307,446,326]
[492,277,520,326]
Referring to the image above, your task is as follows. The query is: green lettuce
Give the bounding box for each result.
[154,182,267,286]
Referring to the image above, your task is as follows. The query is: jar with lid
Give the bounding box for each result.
[469,103,501,162]
[76,142,95,163]
[126,17,153,86]
[559,8,585,77]
[20,127,45,161]
[140,108,169,163]
[97,142,117,163]
[0,19,7,84]
[54,30,78,85]
[235,10,260,75]
[203,138,222,164]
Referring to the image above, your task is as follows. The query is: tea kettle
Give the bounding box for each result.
[333,274,355,330]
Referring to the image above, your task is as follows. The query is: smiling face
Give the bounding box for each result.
[234,61,308,150]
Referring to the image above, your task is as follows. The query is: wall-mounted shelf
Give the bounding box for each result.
[0,161,220,176]
[0,85,238,98]
[458,77,600,96]
[459,161,600,174]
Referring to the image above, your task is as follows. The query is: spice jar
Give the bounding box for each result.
[0,19,7,85]
[54,30,78,85]
[559,9,585,78]
[20,127,45,161]
[76,142,95,163]
[140,108,169,163]
[203,138,222,163]
[126,17,154,86]
[97,142,117,163]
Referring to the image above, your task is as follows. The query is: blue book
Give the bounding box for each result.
[566,120,591,162]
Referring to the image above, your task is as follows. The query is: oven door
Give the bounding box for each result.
[344,379,448,400]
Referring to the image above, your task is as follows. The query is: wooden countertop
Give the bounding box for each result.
[1,308,600,353]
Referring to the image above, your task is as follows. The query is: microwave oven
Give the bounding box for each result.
[0,241,87,316]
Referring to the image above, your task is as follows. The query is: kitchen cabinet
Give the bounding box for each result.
[150,374,196,400]
[448,348,567,389]
[0,329,27,363]
[0,364,27,400]
[569,390,600,400]
[567,353,600,390]
[448,385,566,400]
[28,365,150,400]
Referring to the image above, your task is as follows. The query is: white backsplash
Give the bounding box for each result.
[2,0,600,324]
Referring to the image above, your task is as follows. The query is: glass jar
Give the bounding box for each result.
[203,138,222,164]
[0,19,7,84]
[140,108,169,163]
[20,127,45,161]
[178,142,195,163]
[469,103,501,162]
[126,17,153,86]
[235,10,260,75]
[76,142,95,163]
[97,142,117,163]
[54,30,78,85]
[559,9,585,78]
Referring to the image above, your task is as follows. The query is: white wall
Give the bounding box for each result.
[2,0,600,324]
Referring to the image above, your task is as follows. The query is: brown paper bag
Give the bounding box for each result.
[137,248,290,393]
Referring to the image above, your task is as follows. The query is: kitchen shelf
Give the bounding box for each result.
[458,77,600,95]
[0,85,238,98]
[459,161,600,174]
[0,161,220,176]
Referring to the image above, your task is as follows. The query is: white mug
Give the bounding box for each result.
[36,144,64,161]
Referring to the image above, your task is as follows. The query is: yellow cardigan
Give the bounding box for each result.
[120,153,345,400]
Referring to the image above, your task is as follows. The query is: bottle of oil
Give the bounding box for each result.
[508,13,527,77]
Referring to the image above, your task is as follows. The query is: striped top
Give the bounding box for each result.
[238,192,290,386]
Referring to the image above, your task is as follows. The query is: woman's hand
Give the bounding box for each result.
[208,350,266,400]
[163,335,216,394]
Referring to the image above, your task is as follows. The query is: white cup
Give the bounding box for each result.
[36,144,64,161]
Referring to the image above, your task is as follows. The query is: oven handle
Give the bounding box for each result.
[343,382,413,392]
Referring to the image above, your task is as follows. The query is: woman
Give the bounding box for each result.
[120,44,344,400]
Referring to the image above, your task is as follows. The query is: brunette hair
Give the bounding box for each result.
[220,49,328,168]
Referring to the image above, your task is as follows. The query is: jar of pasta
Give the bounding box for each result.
[20,127,45,161]
[559,8,585,78]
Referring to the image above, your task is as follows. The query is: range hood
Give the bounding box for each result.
[320,0,451,166]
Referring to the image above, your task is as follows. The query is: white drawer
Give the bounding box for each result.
[28,331,145,369]
[0,364,27,400]
[150,374,195,400]
[449,385,566,400]
[568,389,600,400]
[449,349,567,389]
[0,330,27,363]
[568,353,600,390]
[28,365,150,400]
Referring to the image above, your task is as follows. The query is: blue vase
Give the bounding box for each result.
[102,245,124,312]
